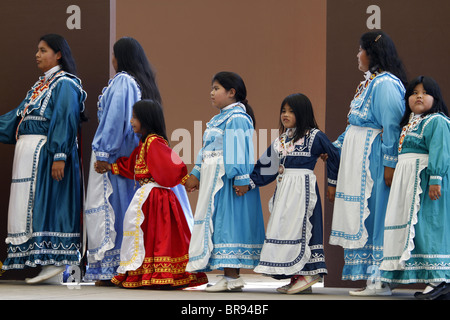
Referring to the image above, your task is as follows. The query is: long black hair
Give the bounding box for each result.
[400,76,449,127]
[212,71,256,126]
[40,34,77,75]
[360,31,408,86]
[279,93,318,143]
[40,34,87,122]
[113,37,162,103]
[132,99,168,142]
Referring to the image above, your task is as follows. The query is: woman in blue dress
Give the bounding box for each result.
[380,76,450,300]
[0,34,87,283]
[329,31,408,296]
[184,72,265,292]
[249,93,340,294]
[84,37,193,285]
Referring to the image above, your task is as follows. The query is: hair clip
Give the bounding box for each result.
[375,34,382,42]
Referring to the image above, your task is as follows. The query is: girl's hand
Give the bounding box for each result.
[384,166,395,187]
[233,185,249,196]
[429,185,441,200]
[95,161,111,174]
[52,160,65,181]
[184,175,200,192]
[326,186,336,202]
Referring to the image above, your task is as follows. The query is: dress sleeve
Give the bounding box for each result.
[223,114,255,186]
[313,131,340,186]
[92,74,140,162]
[0,107,21,144]
[146,138,188,187]
[46,78,85,161]
[249,142,279,189]
[112,146,139,180]
[424,115,450,186]
[372,79,405,168]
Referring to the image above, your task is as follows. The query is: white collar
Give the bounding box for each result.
[221,102,246,112]
[44,65,62,81]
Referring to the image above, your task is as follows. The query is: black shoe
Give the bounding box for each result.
[414,282,450,300]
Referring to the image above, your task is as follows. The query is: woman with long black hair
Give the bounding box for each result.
[0,34,87,283]
[84,37,193,285]
[329,31,408,296]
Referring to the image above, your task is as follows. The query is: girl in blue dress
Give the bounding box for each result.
[184,71,265,292]
[380,76,450,300]
[249,93,340,294]
[0,34,86,283]
[329,31,408,296]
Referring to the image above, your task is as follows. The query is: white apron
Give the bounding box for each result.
[254,169,317,275]
[186,151,225,272]
[84,151,116,263]
[381,153,428,271]
[330,126,381,249]
[6,135,46,245]
[117,181,167,273]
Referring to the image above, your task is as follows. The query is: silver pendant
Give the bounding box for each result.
[278,164,285,175]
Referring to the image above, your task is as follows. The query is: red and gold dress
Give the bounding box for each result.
[110,134,207,288]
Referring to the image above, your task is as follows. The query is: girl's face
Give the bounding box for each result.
[130,111,144,135]
[281,104,296,129]
[409,83,434,115]
[357,46,370,72]
[36,40,61,73]
[210,81,236,109]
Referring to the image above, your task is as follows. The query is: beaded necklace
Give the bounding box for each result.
[398,113,423,153]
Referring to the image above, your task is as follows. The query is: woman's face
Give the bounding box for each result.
[409,83,434,115]
[357,46,370,72]
[36,40,61,72]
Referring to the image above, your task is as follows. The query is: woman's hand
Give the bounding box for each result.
[52,160,65,181]
[95,161,111,174]
[234,185,249,196]
[184,175,200,192]
[384,166,395,187]
[429,185,441,201]
[326,186,336,202]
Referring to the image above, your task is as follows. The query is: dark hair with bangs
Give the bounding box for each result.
[132,99,168,142]
[400,76,449,127]
[279,93,318,143]
[360,31,408,86]
[113,37,162,103]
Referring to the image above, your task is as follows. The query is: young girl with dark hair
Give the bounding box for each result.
[380,76,450,300]
[98,99,207,289]
[85,37,193,284]
[0,34,86,283]
[248,93,340,294]
[184,71,265,292]
[329,31,407,296]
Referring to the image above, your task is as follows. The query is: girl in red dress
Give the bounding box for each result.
[96,99,207,289]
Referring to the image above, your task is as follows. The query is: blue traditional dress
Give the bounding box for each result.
[380,113,450,284]
[84,72,141,281]
[250,128,339,278]
[84,72,193,281]
[0,65,86,270]
[329,71,405,281]
[186,102,265,272]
